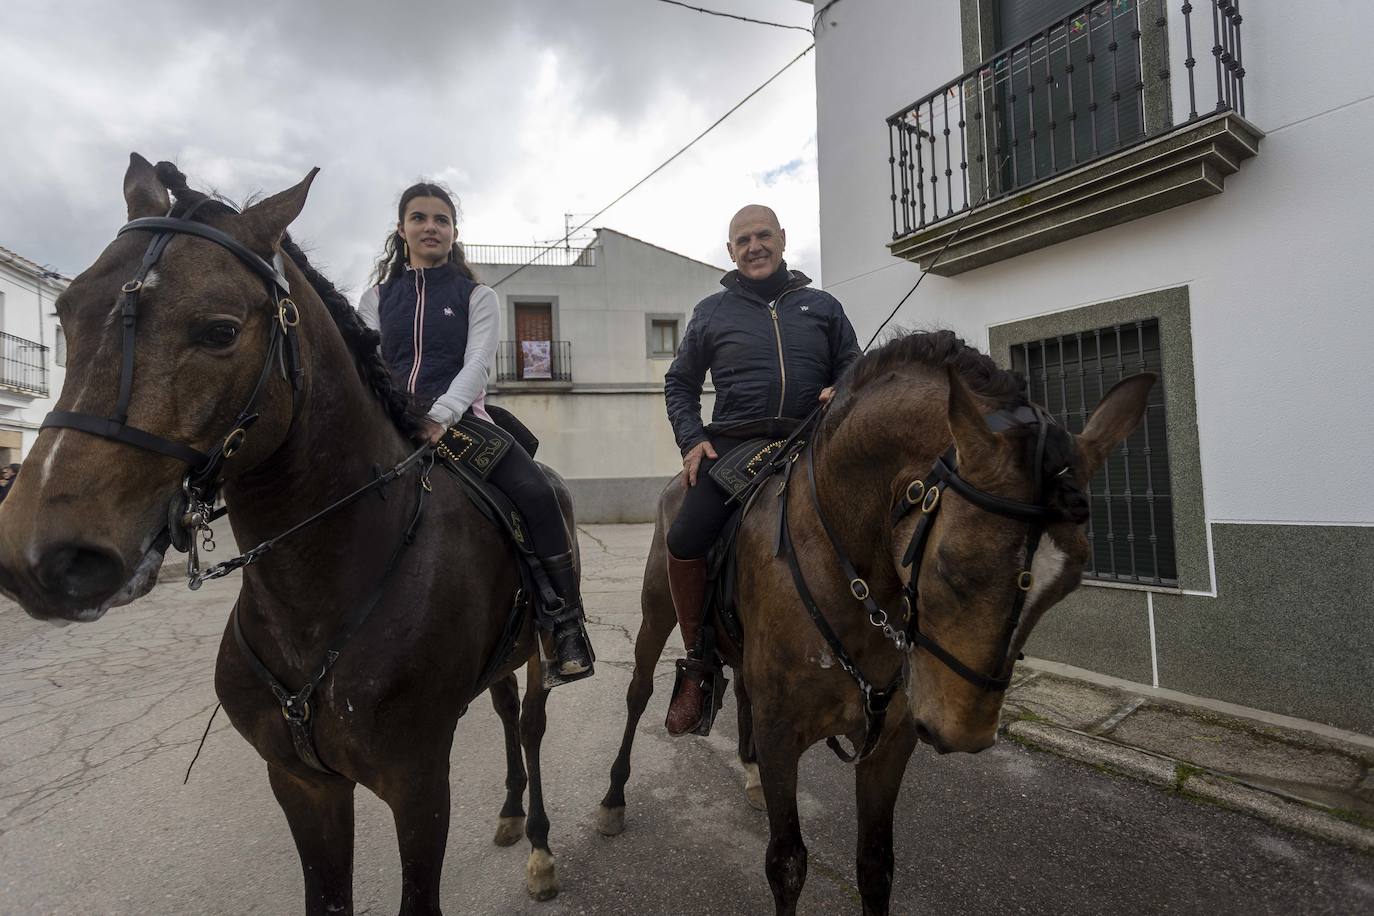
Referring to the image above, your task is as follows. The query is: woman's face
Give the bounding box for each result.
[397,195,456,268]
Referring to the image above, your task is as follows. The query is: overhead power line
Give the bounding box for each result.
[491,41,815,289]
[652,0,814,34]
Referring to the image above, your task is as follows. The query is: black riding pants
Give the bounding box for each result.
[486,440,569,560]
[665,436,747,560]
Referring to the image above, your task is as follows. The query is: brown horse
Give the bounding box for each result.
[0,155,575,915]
[599,330,1153,915]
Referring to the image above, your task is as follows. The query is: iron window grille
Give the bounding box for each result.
[496,339,573,382]
[1012,319,1176,585]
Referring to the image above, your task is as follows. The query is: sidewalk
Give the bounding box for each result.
[1002,659,1374,854]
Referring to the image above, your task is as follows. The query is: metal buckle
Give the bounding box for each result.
[922,486,941,513]
[905,479,925,505]
[282,700,311,722]
[121,279,143,294]
[1017,570,1034,592]
[222,427,247,457]
[850,578,870,601]
[277,298,300,329]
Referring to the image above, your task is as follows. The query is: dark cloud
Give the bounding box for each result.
[0,0,819,289]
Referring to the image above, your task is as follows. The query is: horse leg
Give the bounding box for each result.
[267,764,356,916]
[521,657,559,901]
[384,759,452,916]
[734,677,765,811]
[489,674,528,846]
[756,728,809,916]
[854,717,918,916]
[596,601,676,836]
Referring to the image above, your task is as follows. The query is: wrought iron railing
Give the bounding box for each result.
[465,244,596,268]
[887,0,1247,238]
[495,340,573,382]
[0,332,48,396]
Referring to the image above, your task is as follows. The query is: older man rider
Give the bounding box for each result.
[662,204,861,735]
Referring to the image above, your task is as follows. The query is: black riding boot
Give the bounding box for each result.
[539,551,595,685]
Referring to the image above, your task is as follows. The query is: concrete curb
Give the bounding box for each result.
[1004,720,1374,855]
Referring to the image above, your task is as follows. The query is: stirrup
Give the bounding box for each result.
[539,619,595,689]
[668,655,729,737]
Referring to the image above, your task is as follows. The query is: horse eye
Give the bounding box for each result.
[200,323,240,348]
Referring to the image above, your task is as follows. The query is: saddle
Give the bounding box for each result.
[433,406,574,691]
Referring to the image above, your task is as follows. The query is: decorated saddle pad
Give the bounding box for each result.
[708,437,789,500]
[436,413,515,480]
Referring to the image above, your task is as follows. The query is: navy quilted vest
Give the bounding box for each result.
[377,264,477,402]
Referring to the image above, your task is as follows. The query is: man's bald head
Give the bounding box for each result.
[728,204,782,240]
[726,204,786,280]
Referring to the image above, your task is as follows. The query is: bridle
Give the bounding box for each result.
[40,207,305,565]
[777,403,1060,763]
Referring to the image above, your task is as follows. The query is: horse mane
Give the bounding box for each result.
[153,162,422,439]
[840,328,1027,406]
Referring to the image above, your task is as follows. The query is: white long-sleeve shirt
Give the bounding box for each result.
[358,281,500,426]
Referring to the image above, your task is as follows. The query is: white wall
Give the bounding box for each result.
[814,0,1374,526]
[0,253,66,459]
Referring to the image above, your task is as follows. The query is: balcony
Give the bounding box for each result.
[0,332,48,397]
[495,340,573,383]
[465,244,596,268]
[887,0,1259,275]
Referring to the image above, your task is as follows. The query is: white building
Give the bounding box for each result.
[0,246,67,465]
[809,0,1374,732]
[469,228,725,521]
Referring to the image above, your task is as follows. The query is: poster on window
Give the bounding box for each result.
[521,340,552,379]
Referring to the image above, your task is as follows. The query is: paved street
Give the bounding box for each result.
[1,524,1371,915]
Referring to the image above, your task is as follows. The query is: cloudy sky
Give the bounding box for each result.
[0,0,821,297]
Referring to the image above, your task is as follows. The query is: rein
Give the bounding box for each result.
[776,403,1056,763]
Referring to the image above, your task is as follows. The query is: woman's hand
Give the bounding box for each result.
[418,418,446,446]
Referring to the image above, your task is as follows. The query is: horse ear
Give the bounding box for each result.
[1077,373,1157,477]
[124,153,170,220]
[946,364,999,468]
[233,168,320,255]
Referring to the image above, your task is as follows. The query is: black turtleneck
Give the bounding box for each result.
[737,260,791,303]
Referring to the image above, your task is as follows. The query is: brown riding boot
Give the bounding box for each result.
[665,552,710,736]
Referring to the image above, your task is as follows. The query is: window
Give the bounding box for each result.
[514,301,554,380]
[1012,319,1175,585]
[645,313,684,359]
[54,324,66,367]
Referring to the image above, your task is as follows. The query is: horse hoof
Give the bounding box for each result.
[744,762,766,812]
[526,848,559,901]
[596,804,626,837]
[493,815,526,847]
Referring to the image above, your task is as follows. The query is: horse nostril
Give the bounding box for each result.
[36,543,125,602]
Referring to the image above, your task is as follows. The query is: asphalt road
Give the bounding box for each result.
[1,524,1370,915]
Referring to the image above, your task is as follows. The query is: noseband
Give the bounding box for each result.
[777,403,1058,763]
[40,210,305,550]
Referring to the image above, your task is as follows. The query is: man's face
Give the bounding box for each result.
[726,211,786,281]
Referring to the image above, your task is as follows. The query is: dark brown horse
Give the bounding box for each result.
[0,155,574,915]
[599,331,1153,915]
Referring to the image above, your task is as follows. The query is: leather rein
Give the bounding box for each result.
[776,403,1057,764]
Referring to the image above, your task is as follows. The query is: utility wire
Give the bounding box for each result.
[652,0,813,34]
[862,154,1012,351]
[491,42,815,289]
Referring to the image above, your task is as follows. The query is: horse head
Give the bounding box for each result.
[901,363,1154,753]
[0,153,317,622]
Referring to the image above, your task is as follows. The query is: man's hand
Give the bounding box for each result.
[418,418,446,446]
[819,386,836,404]
[683,440,718,487]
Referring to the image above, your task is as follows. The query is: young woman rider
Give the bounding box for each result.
[358,182,593,681]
